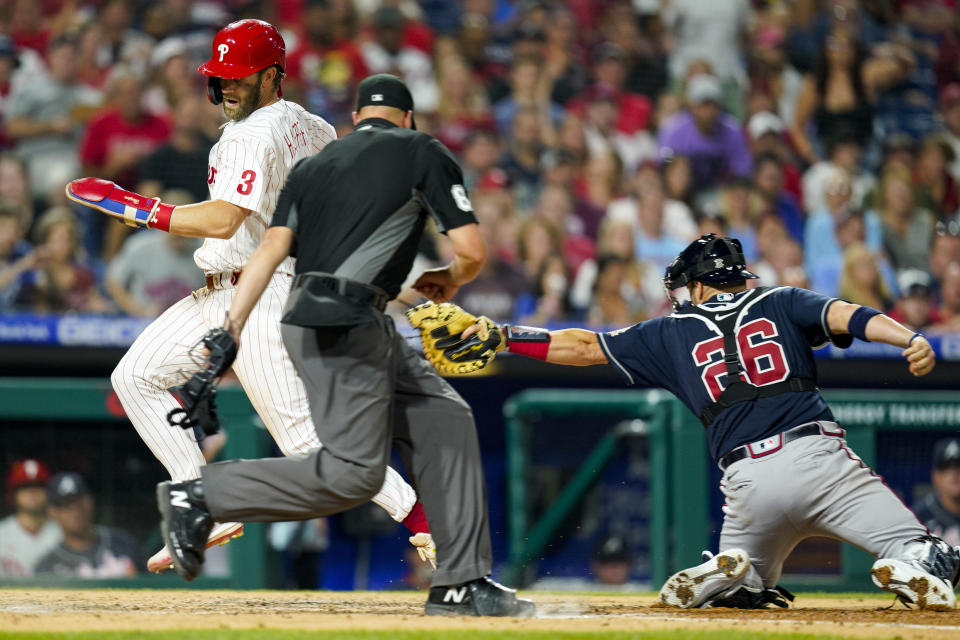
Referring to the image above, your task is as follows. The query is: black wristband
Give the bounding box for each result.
[908,332,923,347]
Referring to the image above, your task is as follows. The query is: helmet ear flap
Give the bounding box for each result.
[207,77,223,105]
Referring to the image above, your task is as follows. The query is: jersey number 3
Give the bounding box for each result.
[237,170,257,195]
[692,319,790,402]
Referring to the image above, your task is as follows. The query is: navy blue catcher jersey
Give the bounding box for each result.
[598,286,841,461]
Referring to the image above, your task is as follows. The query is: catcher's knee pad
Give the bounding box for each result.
[902,535,960,587]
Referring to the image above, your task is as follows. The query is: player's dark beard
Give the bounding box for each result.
[226,76,263,122]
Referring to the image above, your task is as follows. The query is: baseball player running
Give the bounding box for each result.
[65,19,432,573]
[443,234,960,609]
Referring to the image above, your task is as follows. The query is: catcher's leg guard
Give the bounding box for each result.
[659,549,751,608]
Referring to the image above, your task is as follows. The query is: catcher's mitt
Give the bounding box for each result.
[406,302,503,375]
[166,328,238,436]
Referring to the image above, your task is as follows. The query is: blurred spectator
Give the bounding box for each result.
[881,131,919,172]
[913,135,959,219]
[0,153,33,232]
[361,6,439,112]
[790,26,910,165]
[16,207,111,314]
[942,84,960,181]
[568,43,653,138]
[534,184,595,273]
[802,128,875,215]
[878,166,935,272]
[631,171,690,272]
[607,161,697,241]
[491,54,563,136]
[501,107,547,210]
[35,472,142,577]
[580,83,656,175]
[804,169,884,297]
[572,217,643,312]
[0,204,38,309]
[0,35,22,148]
[930,231,960,298]
[515,253,571,326]
[584,254,640,327]
[839,242,893,310]
[540,5,590,106]
[747,23,803,130]
[573,149,622,241]
[888,269,941,331]
[94,0,154,76]
[142,38,197,117]
[539,148,579,192]
[912,438,960,547]
[8,0,50,55]
[752,213,799,286]
[0,459,61,577]
[460,129,502,192]
[6,35,101,204]
[79,66,171,259]
[662,155,693,208]
[658,73,752,192]
[106,226,203,318]
[713,176,761,261]
[517,217,563,285]
[662,0,751,99]
[590,534,633,585]
[432,54,491,154]
[752,152,804,242]
[747,111,803,206]
[931,261,960,332]
[285,0,370,123]
[137,96,214,202]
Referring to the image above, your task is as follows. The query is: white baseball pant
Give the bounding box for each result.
[111,272,417,522]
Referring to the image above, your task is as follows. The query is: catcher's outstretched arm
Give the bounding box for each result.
[227,226,294,338]
[826,300,934,377]
[542,329,608,366]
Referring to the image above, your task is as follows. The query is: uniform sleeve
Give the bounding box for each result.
[417,137,478,232]
[596,318,671,387]
[784,287,850,348]
[208,137,275,215]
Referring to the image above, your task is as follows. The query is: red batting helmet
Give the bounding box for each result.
[198,19,285,104]
[6,458,51,505]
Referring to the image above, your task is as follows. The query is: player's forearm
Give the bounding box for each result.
[863,314,919,348]
[544,329,609,366]
[827,300,916,347]
[445,223,486,285]
[169,200,248,239]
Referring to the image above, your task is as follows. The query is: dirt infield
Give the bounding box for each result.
[2,589,960,639]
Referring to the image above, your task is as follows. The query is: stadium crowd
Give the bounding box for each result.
[0,0,957,330]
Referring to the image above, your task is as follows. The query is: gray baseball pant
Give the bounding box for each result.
[719,425,928,589]
[200,311,492,587]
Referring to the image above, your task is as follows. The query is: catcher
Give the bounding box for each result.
[409,234,960,610]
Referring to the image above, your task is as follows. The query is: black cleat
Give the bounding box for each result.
[425,576,536,617]
[156,479,213,581]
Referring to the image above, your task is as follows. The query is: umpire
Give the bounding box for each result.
[156,74,535,617]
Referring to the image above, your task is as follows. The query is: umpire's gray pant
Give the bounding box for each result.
[200,311,492,587]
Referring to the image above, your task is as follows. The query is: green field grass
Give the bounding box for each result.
[0,632,861,640]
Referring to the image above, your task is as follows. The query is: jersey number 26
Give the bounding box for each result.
[692,319,790,402]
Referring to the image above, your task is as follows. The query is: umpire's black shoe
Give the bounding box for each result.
[157,479,213,582]
[425,576,536,617]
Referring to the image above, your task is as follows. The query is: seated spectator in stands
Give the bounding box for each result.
[790,25,910,164]
[912,438,960,547]
[802,128,875,215]
[573,149,623,241]
[804,169,884,296]
[913,134,959,219]
[35,472,142,578]
[591,534,634,586]
[0,35,22,149]
[878,165,936,272]
[432,54,492,154]
[106,225,203,318]
[16,208,111,314]
[942,84,960,182]
[79,66,171,259]
[632,174,690,272]
[0,204,37,309]
[361,6,439,112]
[607,162,697,242]
[752,152,804,242]
[747,111,803,206]
[572,218,648,314]
[93,0,153,76]
[751,213,803,287]
[747,23,803,131]
[5,34,101,204]
[515,254,572,325]
[0,459,61,577]
[541,6,590,106]
[658,73,752,193]
[137,96,214,203]
[142,38,196,117]
[539,148,579,192]
[931,262,960,332]
[517,217,563,285]
[584,254,644,327]
[491,54,564,136]
[714,177,761,261]
[534,185,594,273]
[839,242,893,310]
[0,153,33,230]
[285,0,369,123]
[662,155,694,209]
[930,231,960,300]
[888,269,941,331]
[567,43,653,139]
[460,129,502,193]
[501,107,546,211]
[580,85,656,175]
[8,0,49,55]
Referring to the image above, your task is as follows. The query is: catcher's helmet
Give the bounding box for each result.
[663,233,758,291]
[198,19,285,104]
[6,458,51,506]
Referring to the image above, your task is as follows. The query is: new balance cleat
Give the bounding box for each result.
[157,479,214,581]
[425,576,536,617]
[147,521,244,573]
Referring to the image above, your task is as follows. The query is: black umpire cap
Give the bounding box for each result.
[356,73,416,129]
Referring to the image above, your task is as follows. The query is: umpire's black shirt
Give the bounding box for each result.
[270,117,478,326]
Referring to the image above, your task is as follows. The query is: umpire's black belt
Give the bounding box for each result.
[292,273,389,312]
[718,420,845,471]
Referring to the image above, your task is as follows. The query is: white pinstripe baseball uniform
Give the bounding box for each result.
[111,100,418,547]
